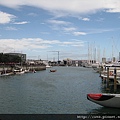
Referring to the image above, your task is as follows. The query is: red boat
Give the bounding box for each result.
[87,93,120,108]
[50,69,57,72]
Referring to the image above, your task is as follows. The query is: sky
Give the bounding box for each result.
[0,0,120,61]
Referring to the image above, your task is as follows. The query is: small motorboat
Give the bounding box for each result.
[33,70,36,73]
[50,69,57,72]
[0,70,14,76]
[13,69,25,75]
[0,73,10,77]
[87,93,120,108]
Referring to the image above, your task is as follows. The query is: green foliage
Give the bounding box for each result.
[0,53,21,63]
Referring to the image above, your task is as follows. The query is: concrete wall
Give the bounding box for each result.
[0,65,46,71]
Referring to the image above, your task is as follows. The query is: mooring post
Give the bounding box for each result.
[114,68,117,92]
[100,66,103,77]
[106,67,109,90]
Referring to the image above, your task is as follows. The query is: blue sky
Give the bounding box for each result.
[0,0,120,61]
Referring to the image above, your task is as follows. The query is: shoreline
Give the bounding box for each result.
[0,65,46,72]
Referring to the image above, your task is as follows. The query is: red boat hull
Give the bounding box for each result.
[50,70,56,72]
[87,93,120,108]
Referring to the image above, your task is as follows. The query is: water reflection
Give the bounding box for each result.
[89,107,120,114]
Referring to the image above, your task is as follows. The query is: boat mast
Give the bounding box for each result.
[97,46,100,63]
[88,42,90,64]
[48,51,60,64]
[90,44,92,64]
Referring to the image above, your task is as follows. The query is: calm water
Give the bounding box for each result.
[0,66,120,114]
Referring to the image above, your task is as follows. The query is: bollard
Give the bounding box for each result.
[99,66,103,77]
[114,68,117,93]
[106,67,109,90]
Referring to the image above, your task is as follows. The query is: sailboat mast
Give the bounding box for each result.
[88,42,90,64]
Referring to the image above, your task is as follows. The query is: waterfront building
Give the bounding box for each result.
[4,53,26,62]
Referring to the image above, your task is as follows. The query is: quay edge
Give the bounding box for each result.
[0,65,46,72]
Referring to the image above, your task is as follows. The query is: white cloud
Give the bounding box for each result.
[5,26,17,30]
[1,0,120,17]
[104,0,120,13]
[28,13,38,16]
[86,28,116,34]
[82,18,90,21]
[47,19,72,31]
[0,11,16,24]
[62,41,84,47]
[47,19,70,25]
[0,38,85,53]
[63,27,77,32]
[13,21,29,24]
[73,32,87,36]
[106,8,120,13]
[95,18,104,22]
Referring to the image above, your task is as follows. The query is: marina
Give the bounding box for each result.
[1,1,120,119]
[0,66,120,114]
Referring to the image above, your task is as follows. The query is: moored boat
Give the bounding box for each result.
[33,69,36,73]
[100,68,120,84]
[50,69,57,72]
[46,65,52,68]
[87,93,120,108]
[0,73,10,77]
[0,70,14,76]
[13,69,25,75]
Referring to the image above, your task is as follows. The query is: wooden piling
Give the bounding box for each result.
[114,68,117,92]
[106,67,109,90]
[99,66,103,77]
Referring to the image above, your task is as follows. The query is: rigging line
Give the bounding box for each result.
[113,38,119,52]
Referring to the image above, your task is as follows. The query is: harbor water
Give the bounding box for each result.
[0,66,120,114]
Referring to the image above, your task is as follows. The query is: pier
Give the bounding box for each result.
[99,65,120,93]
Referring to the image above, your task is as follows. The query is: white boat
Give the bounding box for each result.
[0,70,13,76]
[83,62,92,68]
[24,69,30,73]
[87,93,120,108]
[14,71,24,75]
[100,68,120,84]
[0,73,10,77]
[13,69,25,75]
[44,61,52,68]
[46,65,52,68]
